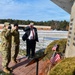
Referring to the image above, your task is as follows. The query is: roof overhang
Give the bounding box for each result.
[51,0,74,14]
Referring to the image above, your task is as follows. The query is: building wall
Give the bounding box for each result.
[65,2,75,57]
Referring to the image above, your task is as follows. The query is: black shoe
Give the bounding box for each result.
[28,55,32,59]
[31,56,34,58]
[28,56,30,59]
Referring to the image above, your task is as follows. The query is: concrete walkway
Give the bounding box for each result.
[0,54,47,75]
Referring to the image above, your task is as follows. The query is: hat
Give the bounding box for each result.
[14,23,18,27]
[4,22,10,26]
[29,22,34,26]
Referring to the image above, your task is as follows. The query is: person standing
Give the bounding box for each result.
[0,22,12,73]
[23,23,39,58]
[11,23,20,63]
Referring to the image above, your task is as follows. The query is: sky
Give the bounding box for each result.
[0,0,70,21]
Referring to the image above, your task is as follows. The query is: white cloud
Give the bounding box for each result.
[0,0,70,21]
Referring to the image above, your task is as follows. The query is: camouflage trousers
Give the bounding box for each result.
[11,45,19,61]
[0,47,11,68]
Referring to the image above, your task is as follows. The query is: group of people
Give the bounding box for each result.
[0,22,20,73]
[0,22,63,73]
[0,22,39,74]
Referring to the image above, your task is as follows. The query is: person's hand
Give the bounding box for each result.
[8,26,11,29]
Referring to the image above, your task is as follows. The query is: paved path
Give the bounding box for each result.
[0,54,47,75]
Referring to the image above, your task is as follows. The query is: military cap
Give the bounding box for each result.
[4,22,10,26]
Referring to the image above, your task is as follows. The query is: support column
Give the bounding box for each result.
[65,1,75,57]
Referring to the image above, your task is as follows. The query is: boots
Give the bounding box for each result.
[12,57,18,64]
[12,59,18,64]
[3,67,11,74]
[7,67,12,72]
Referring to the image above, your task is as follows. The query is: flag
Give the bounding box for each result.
[54,54,60,62]
[50,53,60,64]
[52,44,58,51]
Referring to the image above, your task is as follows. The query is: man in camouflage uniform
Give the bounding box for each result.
[0,22,12,73]
[11,23,20,63]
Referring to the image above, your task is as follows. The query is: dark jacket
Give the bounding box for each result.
[22,26,39,42]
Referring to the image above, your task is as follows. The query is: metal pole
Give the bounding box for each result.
[36,59,39,75]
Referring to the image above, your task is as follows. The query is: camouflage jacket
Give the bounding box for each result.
[11,29,20,46]
[0,28,11,49]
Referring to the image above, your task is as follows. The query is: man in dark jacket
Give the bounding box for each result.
[23,23,39,58]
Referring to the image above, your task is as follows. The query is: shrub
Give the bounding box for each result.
[44,39,67,60]
[48,57,75,75]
